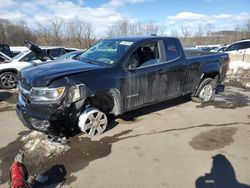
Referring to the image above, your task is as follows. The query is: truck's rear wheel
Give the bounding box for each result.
[78,107,108,137]
[192,78,215,103]
[0,72,17,89]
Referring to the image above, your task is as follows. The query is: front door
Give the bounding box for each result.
[121,41,168,111]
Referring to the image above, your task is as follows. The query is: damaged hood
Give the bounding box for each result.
[20,60,102,86]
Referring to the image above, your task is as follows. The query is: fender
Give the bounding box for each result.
[200,61,220,77]
[0,68,18,74]
[193,62,220,96]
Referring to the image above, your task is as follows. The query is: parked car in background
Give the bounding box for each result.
[10,46,28,57]
[0,41,78,89]
[224,39,250,55]
[10,46,80,58]
[0,44,12,58]
[210,45,228,52]
[195,45,221,52]
[0,51,12,63]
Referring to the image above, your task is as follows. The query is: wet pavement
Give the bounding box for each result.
[0,86,250,187]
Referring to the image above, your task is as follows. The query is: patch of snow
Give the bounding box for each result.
[245,83,250,89]
[21,131,70,158]
[229,61,250,74]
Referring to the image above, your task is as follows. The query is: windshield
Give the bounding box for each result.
[79,39,134,65]
[56,51,83,61]
[11,50,29,61]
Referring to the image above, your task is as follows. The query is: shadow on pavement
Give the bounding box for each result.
[196,154,250,188]
[0,91,17,104]
[196,89,250,109]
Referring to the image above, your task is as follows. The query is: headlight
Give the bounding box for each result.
[29,87,65,103]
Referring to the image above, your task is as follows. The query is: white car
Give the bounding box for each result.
[0,46,68,89]
[10,46,28,57]
[224,39,250,55]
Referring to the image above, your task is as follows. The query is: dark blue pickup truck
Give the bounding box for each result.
[16,36,229,137]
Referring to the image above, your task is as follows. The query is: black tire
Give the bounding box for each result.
[192,78,216,103]
[0,72,17,89]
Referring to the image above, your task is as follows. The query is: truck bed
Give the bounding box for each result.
[184,49,219,59]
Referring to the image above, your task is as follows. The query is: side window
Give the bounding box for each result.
[20,52,38,62]
[246,42,250,48]
[129,42,160,68]
[47,48,65,58]
[225,44,238,51]
[238,42,250,50]
[164,40,181,61]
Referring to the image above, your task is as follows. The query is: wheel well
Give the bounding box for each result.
[87,93,115,114]
[193,72,219,97]
[0,69,18,75]
[202,72,219,80]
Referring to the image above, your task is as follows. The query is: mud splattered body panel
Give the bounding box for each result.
[16,36,229,135]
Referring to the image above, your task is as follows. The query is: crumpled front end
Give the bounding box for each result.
[16,79,87,136]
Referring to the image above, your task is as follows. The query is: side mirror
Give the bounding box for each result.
[128,63,137,70]
[127,55,140,70]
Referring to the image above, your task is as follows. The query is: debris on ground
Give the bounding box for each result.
[21,131,71,159]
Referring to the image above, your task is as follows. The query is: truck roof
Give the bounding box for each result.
[107,36,177,42]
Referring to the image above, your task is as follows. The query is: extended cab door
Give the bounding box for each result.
[122,40,168,111]
[162,38,187,99]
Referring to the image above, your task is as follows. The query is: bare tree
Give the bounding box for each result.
[49,17,63,45]
[143,21,160,35]
[0,19,36,45]
[107,19,130,37]
[36,17,64,46]
[194,24,204,45]
[205,23,215,37]
[82,21,94,48]
[107,19,162,37]
[181,25,193,39]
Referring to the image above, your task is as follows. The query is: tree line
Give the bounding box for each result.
[0,17,249,49]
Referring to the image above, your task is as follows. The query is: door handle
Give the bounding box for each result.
[157,69,166,75]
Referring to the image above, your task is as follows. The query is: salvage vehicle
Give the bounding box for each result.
[16,36,229,137]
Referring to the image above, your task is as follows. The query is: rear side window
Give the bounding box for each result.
[20,52,38,62]
[47,48,66,58]
[238,42,250,50]
[225,44,238,51]
[225,41,250,51]
[164,40,181,61]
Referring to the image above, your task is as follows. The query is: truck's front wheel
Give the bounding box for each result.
[192,78,215,103]
[78,107,108,137]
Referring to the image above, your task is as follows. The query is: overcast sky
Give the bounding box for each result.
[1,0,250,36]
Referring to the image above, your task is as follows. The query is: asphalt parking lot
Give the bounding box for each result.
[0,85,250,188]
